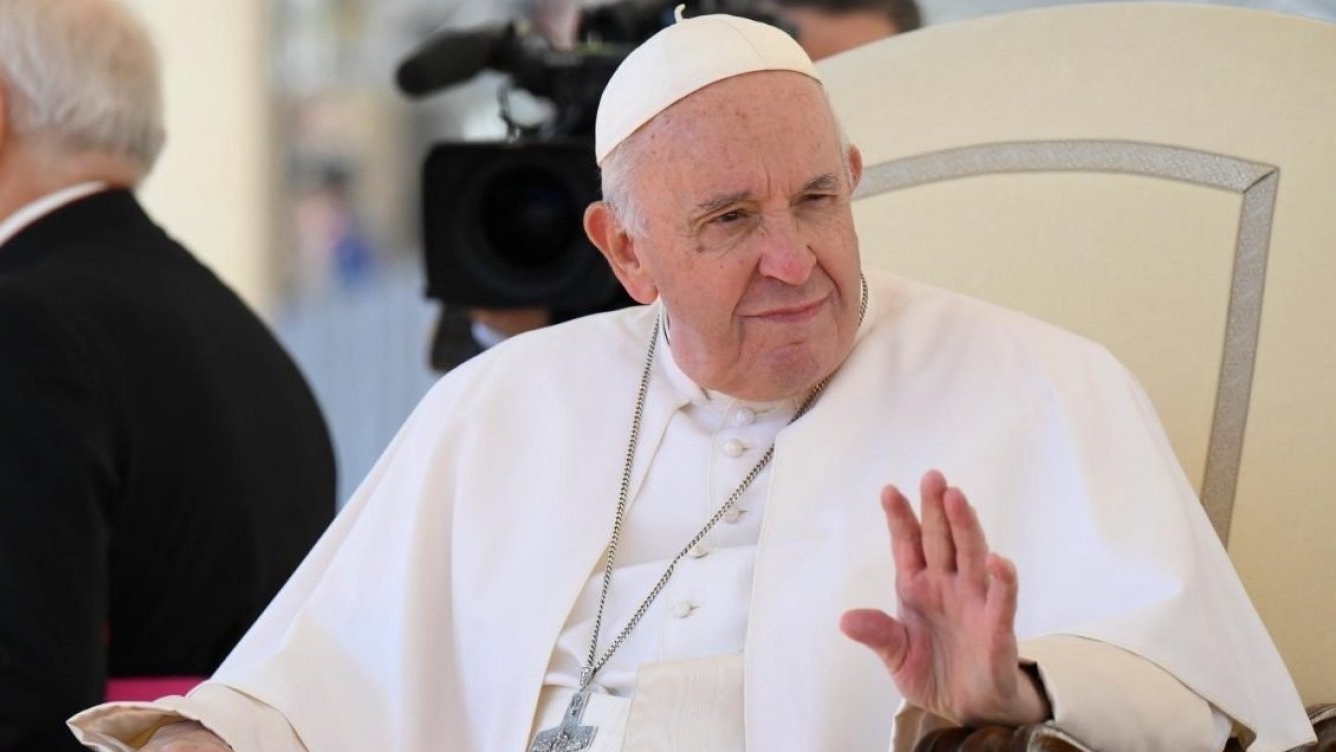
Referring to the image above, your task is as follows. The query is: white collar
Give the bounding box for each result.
[0,181,110,250]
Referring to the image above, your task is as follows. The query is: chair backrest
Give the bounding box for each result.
[822,2,1336,705]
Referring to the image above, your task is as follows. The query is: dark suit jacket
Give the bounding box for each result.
[0,190,336,751]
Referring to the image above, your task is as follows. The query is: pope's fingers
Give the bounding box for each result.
[919,470,956,572]
[984,553,1021,638]
[944,486,989,591]
[882,484,925,577]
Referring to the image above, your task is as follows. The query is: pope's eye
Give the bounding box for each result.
[715,210,744,224]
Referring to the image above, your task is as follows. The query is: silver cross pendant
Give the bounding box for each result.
[529,689,597,752]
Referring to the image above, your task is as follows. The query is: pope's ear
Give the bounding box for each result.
[584,201,658,304]
[846,143,864,192]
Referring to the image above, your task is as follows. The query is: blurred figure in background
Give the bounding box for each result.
[0,1,336,749]
[767,0,921,59]
[292,162,378,295]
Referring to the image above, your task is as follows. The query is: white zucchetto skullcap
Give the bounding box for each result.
[593,6,821,165]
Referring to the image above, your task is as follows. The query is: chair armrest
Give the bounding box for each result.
[915,724,1094,751]
[1307,704,1335,752]
[913,703,1334,752]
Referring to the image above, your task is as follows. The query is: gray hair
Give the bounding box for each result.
[0,0,165,174]
[599,130,652,239]
[598,86,854,240]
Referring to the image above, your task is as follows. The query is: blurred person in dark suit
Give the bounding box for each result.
[0,1,336,749]
[767,0,921,59]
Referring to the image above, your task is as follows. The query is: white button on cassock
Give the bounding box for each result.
[731,407,756,427]
[671,601,696,619]
[722,438,746,457]
[723,508,746,523]
[689,543,711,558]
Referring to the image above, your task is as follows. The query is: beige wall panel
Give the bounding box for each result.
[824,3,1336,703]
[121,0,275,312]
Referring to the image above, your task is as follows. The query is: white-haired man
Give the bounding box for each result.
[72,10,1313,752]
[0,2,335,750]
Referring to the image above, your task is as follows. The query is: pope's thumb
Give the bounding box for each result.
[840,608,910,674]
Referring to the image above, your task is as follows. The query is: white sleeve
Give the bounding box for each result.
[889,635,1233,752]
[67,683,307,752]
[1020,634,1232,752]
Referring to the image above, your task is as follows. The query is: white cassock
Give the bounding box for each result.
[71,271,1313,752]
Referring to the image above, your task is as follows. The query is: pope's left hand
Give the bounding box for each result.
[839,470,1051,727]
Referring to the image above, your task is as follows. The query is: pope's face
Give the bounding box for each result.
[589,71,864,402]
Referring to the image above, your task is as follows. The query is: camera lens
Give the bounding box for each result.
[422,140,618,309]
[479,166,580,270]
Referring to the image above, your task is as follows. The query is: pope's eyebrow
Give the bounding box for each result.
[802,173,840,193]
[696,190,752,215]
[692,172,842,218]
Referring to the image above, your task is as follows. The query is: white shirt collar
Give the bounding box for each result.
[0,181,109,250]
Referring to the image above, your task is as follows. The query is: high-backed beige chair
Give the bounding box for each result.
[820,2,1335,745]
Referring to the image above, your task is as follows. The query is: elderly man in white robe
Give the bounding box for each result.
[70,10,1314,752]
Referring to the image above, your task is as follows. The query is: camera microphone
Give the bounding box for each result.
[395,21,517,98]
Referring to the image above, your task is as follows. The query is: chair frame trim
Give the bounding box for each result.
[856,139,1281,543]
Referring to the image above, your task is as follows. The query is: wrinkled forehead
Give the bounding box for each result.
[638,71,844,167]
[625,72,849,213]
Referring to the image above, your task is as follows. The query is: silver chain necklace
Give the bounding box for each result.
[530,276,867,752]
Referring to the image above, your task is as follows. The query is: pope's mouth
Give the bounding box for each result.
[748,294,829,323]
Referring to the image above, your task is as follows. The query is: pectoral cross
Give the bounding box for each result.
[529,689,597,752]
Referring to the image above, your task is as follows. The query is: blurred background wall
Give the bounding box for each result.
[121,0,275,312]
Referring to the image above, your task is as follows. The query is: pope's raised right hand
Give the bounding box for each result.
[140,721,231,751]
[839,470,1050,727]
